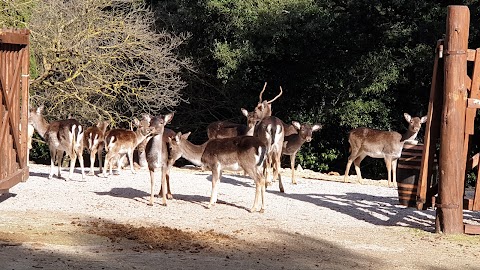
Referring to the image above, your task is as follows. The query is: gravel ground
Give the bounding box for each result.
[1,163,480,270]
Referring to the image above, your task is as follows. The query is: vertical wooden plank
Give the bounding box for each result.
[465,50,480,210]
[21,36,30,176]
[417,40,444,210]
[437,5,470,234]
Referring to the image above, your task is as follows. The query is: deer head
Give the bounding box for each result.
[253,82,283,121]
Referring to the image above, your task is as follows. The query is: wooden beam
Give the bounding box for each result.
[0,32,28,45]
[436,5,470,234]
[464,224,480,234]
[417,39,444,210]
[466,152,479,171]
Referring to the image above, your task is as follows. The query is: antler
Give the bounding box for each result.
[259,82,268,102]
[267,86,283,104]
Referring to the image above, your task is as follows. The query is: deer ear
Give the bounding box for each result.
[165,112,174,124]
[133,118,140,127]
[142,113,152,123]
[421,116,428,123]
[404,113,412,122]
[175,132,182,141]
[241,108,248,117]
[312,124,322,132]
[182,131,191,139]
[292,121,301,130]
[37,105,44,114]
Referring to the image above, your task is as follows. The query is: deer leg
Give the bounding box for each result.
[148,169,155,206]
[55,150,64,179]
[48,148,57,179]
[344,150,360,182]
[208,167,221,208]
[353,154,366,184]
[384,157,392,188]
[77,149,86,179]
[67,151,77,181]
[160,166,168,206]
[392,158,398,188]
[102,152,112,177]
[250,175,262,213]
[273,151,284,192]
[343,159,354,183]
[88,150,96,176]
[97,144,104,174]
[290,153,297,184]
[127,150,135,174]
[115,154,125,175]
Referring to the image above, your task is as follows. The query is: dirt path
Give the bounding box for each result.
[1,164,480,269]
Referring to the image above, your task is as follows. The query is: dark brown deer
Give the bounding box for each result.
[28,105,86,180]
[343,113,427,188]
[207,108,258,139]
[282,121,322,184]
[102,116,153,177]
[144,113,175,206]
[84,120,109,175]
[169,132,268,212]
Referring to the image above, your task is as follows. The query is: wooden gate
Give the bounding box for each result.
[0,29,30,193]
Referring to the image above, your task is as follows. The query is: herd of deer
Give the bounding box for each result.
[27,83,427,212]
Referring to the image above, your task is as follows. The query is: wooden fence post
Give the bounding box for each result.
[436,5,470,234]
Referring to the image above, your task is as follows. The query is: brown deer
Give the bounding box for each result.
[207,108,258,139]
[282,121,322,184]
[84,120,109,176]
[246,82,285,192]
[169,132,268,212]
[144,113,175,206]
[25,123,34,166]
[28,105,86,180]
[102,116,153,177]
[343,113,428,188]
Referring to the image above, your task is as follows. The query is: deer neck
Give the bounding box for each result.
[401,129,419,143]
[31,116,50,139]
[135,130,151,148]
[284,134,305,154]
[179,139,206,167]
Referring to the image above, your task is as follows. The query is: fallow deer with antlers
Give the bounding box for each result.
[282,121,322,184]
[28,105,86,180]
[343,113,427,188]
[247,82,285,192]
[169,131,268,212]
[84,120,109,176]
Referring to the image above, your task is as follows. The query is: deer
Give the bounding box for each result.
[144,113,175,206]
[343,113,428,188]
[246,82,285,192]
[282,121,322,184]
[28,105,86,181]
[207,108,258,139]
[84,120,109,176]
[169,132,268,212]
[102,116,153,177]
[24,123,34,166]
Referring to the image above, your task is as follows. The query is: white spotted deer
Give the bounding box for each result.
[343,113,427,188]
[169,132,268,212]
[282,121,322,184]
[144,113,175,206]
[28,105,86,180]
[102,116,153,177]
[84,120,109,176]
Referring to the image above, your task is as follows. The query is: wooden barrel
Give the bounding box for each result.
[396,144,424,207]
